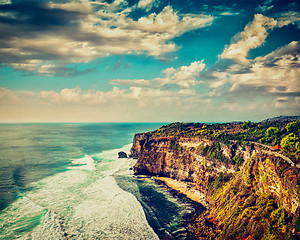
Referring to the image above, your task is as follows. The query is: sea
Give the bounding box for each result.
[0,123,197,240]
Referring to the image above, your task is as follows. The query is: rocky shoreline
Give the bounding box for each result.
[130,174,217,239]
[152,177,206,239]
[115,171,205,240]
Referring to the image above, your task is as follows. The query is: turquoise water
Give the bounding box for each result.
[0,123,192,239]
[0,123,163,210]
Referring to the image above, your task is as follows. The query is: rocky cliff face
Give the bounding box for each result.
[131,131,300,239]
[131,134,253,189]
[133,135,203,181]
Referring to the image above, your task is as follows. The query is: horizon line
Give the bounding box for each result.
[0,115,298,124]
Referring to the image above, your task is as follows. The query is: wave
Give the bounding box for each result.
[0,195,46,240]
[68,154,96,171]
[92,143,132,176]
[0,144,158,239]
[19,210,67,240]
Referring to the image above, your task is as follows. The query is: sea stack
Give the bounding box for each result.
[118,151,128,158]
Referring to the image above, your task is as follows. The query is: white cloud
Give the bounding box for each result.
[229,60,299,95]
[137,0,158,11]
[221,14,277,63]
[10,60,44,73]
[272,97,300,110]
[110,79,151,87]
[206,71,229,97]
[0,88,19,104]
[219,12,240,16]
[261,40,299,59]
[0,88,36,105]
[220,12,300,65]
[39,86,128,105]
[0,84,202,118]
[0,0,10,5]
[276,11,300,29]
[0,1,214,75]
[0,60,205,114]
[1,81,298,123]
[163,60,206,88]
[111,60,205,89]
[210,41,300,101]
[231,41,299,93]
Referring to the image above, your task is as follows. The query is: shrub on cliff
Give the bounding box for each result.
[281,133,300,161]
[198,142,228,163]
[266,127,280,137]
[206,154,299,240]
[241,121,252,129]
[286,120,300,133]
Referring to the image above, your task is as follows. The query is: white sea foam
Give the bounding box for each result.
[67,176,159,239]
[9,144,159,239]
[0,196,45,240]
[20,210,67,240]
[68,154,96,171]
[92,144,132,176]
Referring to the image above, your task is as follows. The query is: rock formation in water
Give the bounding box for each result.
[118,151,128,158]
[131,118,300,240]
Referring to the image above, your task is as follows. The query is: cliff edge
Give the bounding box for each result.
[131,120,300,240]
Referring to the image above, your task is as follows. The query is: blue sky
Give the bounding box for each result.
[0,0,299,122]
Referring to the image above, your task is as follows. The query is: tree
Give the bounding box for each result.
[280,133,299,152]
[241,121,252,129]
[266,127,279,137]
[286,120,300,133]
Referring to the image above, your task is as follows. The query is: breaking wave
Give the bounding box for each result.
[0,144,158,240]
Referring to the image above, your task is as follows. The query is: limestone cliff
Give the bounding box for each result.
[131,122,300,240]
[132,134,253,198]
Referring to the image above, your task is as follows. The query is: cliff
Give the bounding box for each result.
[131,121,300,240]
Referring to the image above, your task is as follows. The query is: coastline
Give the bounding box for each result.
[154,177,208,208]
[115,157,208,239]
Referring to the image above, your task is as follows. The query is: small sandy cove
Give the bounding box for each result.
[155,177,208,208]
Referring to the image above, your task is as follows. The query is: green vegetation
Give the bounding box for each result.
[137,118,300,240]
[241,120,252,129]
[266,127,280,137]
[286,120,300,133]
[232,153,244,166]
[169,137,181,151]
[281,133,300,160]
[149,119,300,163]
[198,142,227,163]
[242,155,254,185]
[205,154,299,240]
[207,172,233,198]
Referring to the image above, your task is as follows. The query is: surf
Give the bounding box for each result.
[0,144,159,239]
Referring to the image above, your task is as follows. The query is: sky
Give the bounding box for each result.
[0,0,299,123]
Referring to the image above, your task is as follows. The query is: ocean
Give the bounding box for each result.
[0,123,195,239]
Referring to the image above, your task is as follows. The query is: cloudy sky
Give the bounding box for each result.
[0,0,299,122]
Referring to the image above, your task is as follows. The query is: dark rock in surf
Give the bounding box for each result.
[118,151,128,158]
